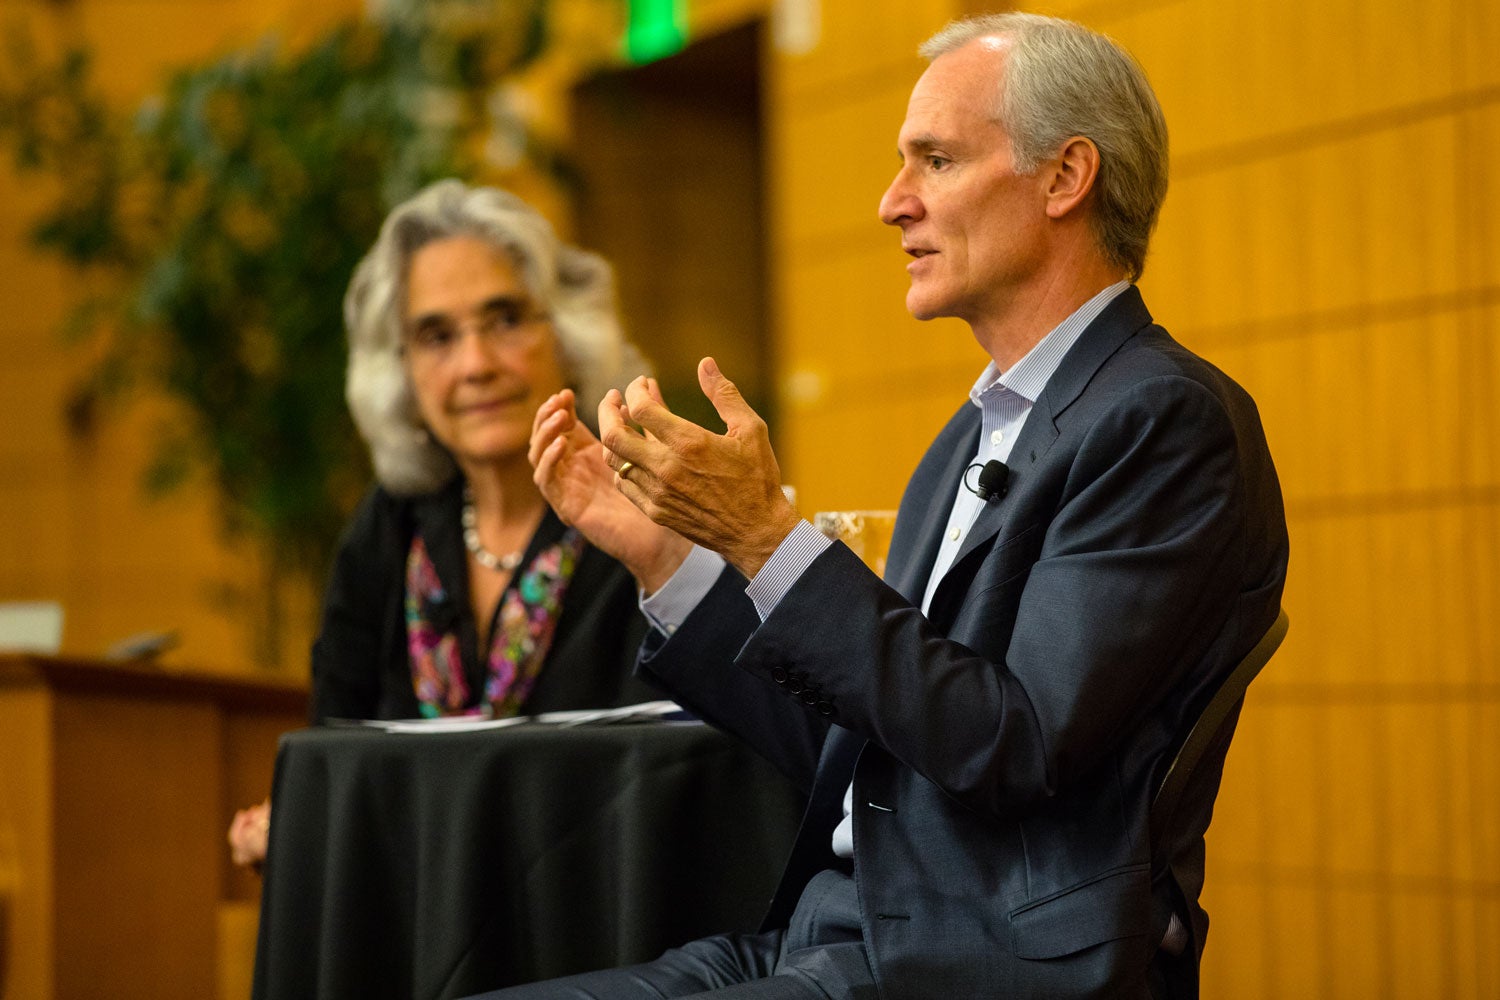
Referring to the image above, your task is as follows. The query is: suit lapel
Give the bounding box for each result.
[886,411,980,604]
[936,287,1156,585]
[1031,285,1154,423]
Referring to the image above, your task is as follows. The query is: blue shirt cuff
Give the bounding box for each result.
[744,520,833,622]
[639,544,725,636]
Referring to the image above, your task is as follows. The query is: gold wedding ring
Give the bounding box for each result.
[617,460,635,478]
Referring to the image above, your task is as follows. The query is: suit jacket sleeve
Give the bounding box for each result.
[638,565,832,793]
[727,374,1270,817]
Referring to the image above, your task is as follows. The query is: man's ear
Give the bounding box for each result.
[1044,136,1101,220]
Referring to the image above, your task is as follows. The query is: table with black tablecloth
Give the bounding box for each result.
[252,720,805,1000]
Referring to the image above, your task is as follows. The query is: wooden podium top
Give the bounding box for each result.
[0,652,307,712]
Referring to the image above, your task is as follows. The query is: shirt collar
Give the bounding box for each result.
[969,280,1132,407]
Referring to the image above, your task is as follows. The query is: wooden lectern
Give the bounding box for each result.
[0,654,306,1000]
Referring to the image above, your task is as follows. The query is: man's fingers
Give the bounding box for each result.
[623,376,700,449]
[697,357,763,436]
[598,386,664,471]
[611,469,660,523]
[596,388,630,461]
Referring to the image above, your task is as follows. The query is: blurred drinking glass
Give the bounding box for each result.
[812,511,898,579]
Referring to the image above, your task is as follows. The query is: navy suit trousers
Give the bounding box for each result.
[467,870,876,1000]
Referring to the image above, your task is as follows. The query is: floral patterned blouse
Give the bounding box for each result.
[403,528,588,718]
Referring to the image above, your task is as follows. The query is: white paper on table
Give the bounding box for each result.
[532,700,691,727]
[358,715,532,734]
[355,700,691,734]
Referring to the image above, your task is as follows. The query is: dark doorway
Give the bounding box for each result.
[570,21,769,431]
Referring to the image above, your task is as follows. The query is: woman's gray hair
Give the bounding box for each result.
[919,13,1168,282]
[344,179,646,495]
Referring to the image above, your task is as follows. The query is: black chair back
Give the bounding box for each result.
[1151,607,1290,868]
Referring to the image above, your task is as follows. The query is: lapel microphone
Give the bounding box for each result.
[964,460,1010,502]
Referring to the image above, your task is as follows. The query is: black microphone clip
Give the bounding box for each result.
[964,459,1009,502]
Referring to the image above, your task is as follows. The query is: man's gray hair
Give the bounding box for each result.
[920,13,1168,281]
[343,179,645,495]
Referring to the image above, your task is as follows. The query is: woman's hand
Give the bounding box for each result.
[529,389,691,593]
[228,799,271,871]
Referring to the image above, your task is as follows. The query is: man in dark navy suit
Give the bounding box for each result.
[515,11,1288,999]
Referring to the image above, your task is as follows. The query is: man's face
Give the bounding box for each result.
[879,38,1051,326]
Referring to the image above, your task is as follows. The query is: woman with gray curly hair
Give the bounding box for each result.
[312,178,660,724]
[232,180,659,869]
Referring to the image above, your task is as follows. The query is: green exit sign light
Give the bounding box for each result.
[625,0,687,64]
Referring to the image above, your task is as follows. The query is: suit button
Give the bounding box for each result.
[800,690,818,706]
[816,701,835,717]
[787,676,805,694]
[771,667,788,685]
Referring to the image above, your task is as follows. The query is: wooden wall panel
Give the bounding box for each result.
[764,0,973,514]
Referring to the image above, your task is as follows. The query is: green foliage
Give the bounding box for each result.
[0,5,551,586]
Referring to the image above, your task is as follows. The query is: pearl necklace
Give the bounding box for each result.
[461,488,523,572]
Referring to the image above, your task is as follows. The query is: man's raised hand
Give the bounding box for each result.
[598,358,800,579]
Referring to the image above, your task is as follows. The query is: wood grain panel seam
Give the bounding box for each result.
[1176,83,1500,178]
[1179,285,1500,348]
[781,225,893,261]
[779,360,980,410]
[773,57,928,109]
[1285,484,1500,521]
[1250,683,1500,705]
[1210,864,1500,895]
[1052,0,1189,28]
